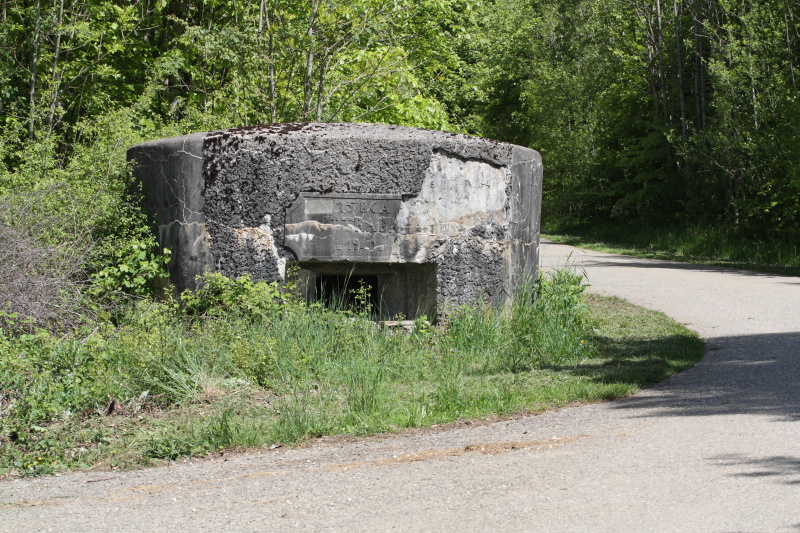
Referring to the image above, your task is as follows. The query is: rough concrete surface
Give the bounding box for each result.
[128,124,542,316]
[2,241,799,532]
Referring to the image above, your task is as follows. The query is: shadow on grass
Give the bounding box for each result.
[538,333,704,392]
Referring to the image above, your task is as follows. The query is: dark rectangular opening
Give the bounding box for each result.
[315,274,380,312]
[292,261,437,321]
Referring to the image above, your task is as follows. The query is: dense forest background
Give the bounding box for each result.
[1,0,798,322]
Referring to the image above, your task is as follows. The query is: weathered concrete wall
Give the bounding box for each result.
[127,133,213,288]
[128,123,542,318]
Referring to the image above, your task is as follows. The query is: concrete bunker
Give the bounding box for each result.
[127,123,542,320]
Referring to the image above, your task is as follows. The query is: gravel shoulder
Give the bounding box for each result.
[2,241,799,532]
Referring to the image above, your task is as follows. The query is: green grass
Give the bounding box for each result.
[543,221,800,276]
[0,271,704,477]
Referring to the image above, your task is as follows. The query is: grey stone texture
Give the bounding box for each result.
[127,123,542,318]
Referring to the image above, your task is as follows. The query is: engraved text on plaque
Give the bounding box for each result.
[283,193,402,261]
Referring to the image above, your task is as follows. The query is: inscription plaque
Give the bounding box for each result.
[284,193,402,261]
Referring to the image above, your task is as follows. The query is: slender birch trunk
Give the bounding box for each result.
[29,0,42,140]
[47,0,64,134]
[673,0,687,140]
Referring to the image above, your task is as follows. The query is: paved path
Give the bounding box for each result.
[2,242,799,532]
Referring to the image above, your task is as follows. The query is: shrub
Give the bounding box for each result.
[180,272,286,320]
[0,190,91,331]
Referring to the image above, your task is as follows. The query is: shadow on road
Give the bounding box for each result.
[608,331,800,421]
[712,453,800,486]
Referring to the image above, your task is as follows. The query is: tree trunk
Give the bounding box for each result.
[258,0,277,124]
[656,0,669,126]
[269,29,276,123]
[315,55,328,121]
[674,0,687,140]
[693,0,703,130]
[47,0,65,134]
[634,1,662,119]
[785,8,797,91]
[260,0,277,123]
[28,0,42,140]
[743,14,759,130]
[302,1,319,122]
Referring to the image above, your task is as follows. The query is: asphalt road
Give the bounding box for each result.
[2,241,799,532]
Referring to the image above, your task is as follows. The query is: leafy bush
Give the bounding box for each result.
[0,332,115,440]
[89,231,171,301]
[0,108,179,330]
[180,272,285,320]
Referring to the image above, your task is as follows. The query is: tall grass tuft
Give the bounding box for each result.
[506,269,592,371]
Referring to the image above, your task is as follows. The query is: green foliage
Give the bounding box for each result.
[0,0,771,477]
[506,268,591,371]
[143,407,272,460]
[2,0,799,281]
[90,240,171,299]
[107,300,240,407]
[0,0,459,147]
[180,272,285,319]
[0,0,465,336]
[1,270,705,476]
[0,332,115,431]
[447,0,800,238]
[0,104,179,328]
[270,389,337,444]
